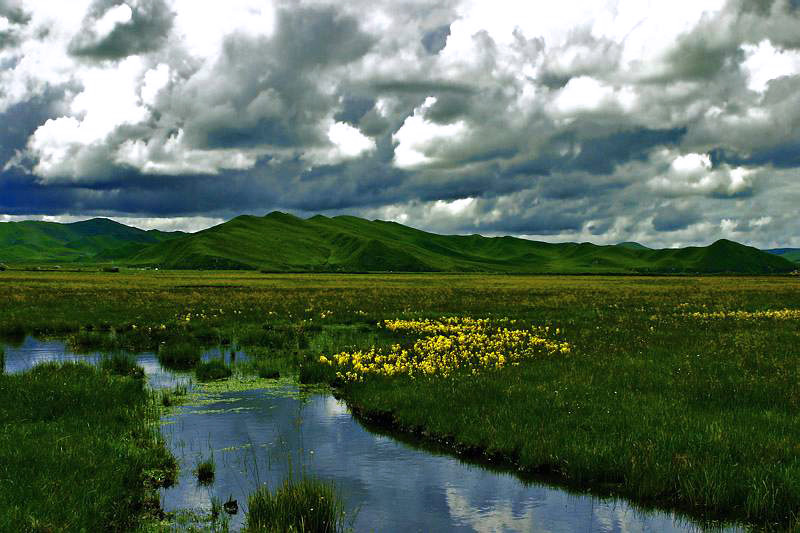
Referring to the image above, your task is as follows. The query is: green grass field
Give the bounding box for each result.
[0,271,799,528]
[0,362,175,531]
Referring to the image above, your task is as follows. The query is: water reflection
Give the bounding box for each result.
[3,338,737,532]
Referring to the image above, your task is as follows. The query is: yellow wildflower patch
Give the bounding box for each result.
[688,309,800,320]
[322,317,570,381]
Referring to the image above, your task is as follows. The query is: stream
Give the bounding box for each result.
[2,336,738,532]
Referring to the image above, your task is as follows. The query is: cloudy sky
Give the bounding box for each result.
[1,0,799,247]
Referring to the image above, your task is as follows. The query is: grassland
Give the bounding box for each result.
[0,361,175,531]
[0,271,799,528]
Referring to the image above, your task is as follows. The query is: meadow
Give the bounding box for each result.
[0,270,799,529]
[0,361,175,531]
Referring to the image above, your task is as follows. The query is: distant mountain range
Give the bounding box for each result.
[0,213,796,274]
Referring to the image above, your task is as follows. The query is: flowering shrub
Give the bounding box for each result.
[319,317,570,381]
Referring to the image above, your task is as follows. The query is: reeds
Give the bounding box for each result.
[196,456,216,485]
[245,476,348,533]
[195,358,232,381]
[158,341,202,370]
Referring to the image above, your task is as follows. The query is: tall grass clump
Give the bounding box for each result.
[0,362,175,531]
[245,476,348,533]
[158,341,202,370]
[196,456,216,485]
[195,358,232,381]
[100,353,145,380]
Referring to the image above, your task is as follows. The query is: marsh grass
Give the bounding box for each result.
[158,341,202,370]
[0,362,175,531]
[100,353,145,380]
[2,272,800,527]
[196,358,233,381]
[196,456,216,485]
[245,476,349,533]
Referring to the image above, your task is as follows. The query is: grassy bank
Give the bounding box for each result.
[1,272,799,527]
[0,362,175,531]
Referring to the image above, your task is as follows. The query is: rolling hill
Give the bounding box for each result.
[764,248,800,264]
[116,212,795,274]
[0,218,183,263]
[0,212,795,274]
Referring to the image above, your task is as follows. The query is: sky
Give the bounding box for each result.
[1,0,799,248]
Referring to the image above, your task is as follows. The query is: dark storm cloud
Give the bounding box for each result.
[503,128,686,179]
[0,0,28,49]
[334,95,376,126]
[172,5,375,151]
[652,207,702,232]
[371,80,475,95]
[69,0,175,60]
[0,89,63,166]
[421,24,450,54]
[4,0,800,247]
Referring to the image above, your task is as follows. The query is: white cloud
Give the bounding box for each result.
[742,39,800,93]
[94,3,133,37]
[326,121,375,158]
[393,97,468,168]
[116,129,258,174]
[648,151,756,197]
[140,63,171,106]
[171,0,276,59]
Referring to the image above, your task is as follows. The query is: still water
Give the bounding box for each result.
[3,337,735,532]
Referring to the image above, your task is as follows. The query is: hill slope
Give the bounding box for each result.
[115,212,795,274]
[1,213,794,273]
[0,218,183,263]
[765,248,800,264]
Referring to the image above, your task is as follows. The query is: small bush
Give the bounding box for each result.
[196,458,215,485]
[158,342,202,370]
[195,359,232,381]
[100,354,145,380]
[102,266,120,273]
[0,263,7,271]
[246,476,348,533]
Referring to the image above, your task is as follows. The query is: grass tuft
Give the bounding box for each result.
[196,457,216,485]
[100,353,145,380]
[245,476,349,533]
[158,341,202,370]
[195,358,233,381]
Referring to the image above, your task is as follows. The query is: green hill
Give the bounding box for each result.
[617,241,650,250]
[764,248,800,264]
[0,218,183,263]
[0,213,794,273]
[115,212,795,274]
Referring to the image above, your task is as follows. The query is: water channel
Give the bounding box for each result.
[2,336,738,532]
